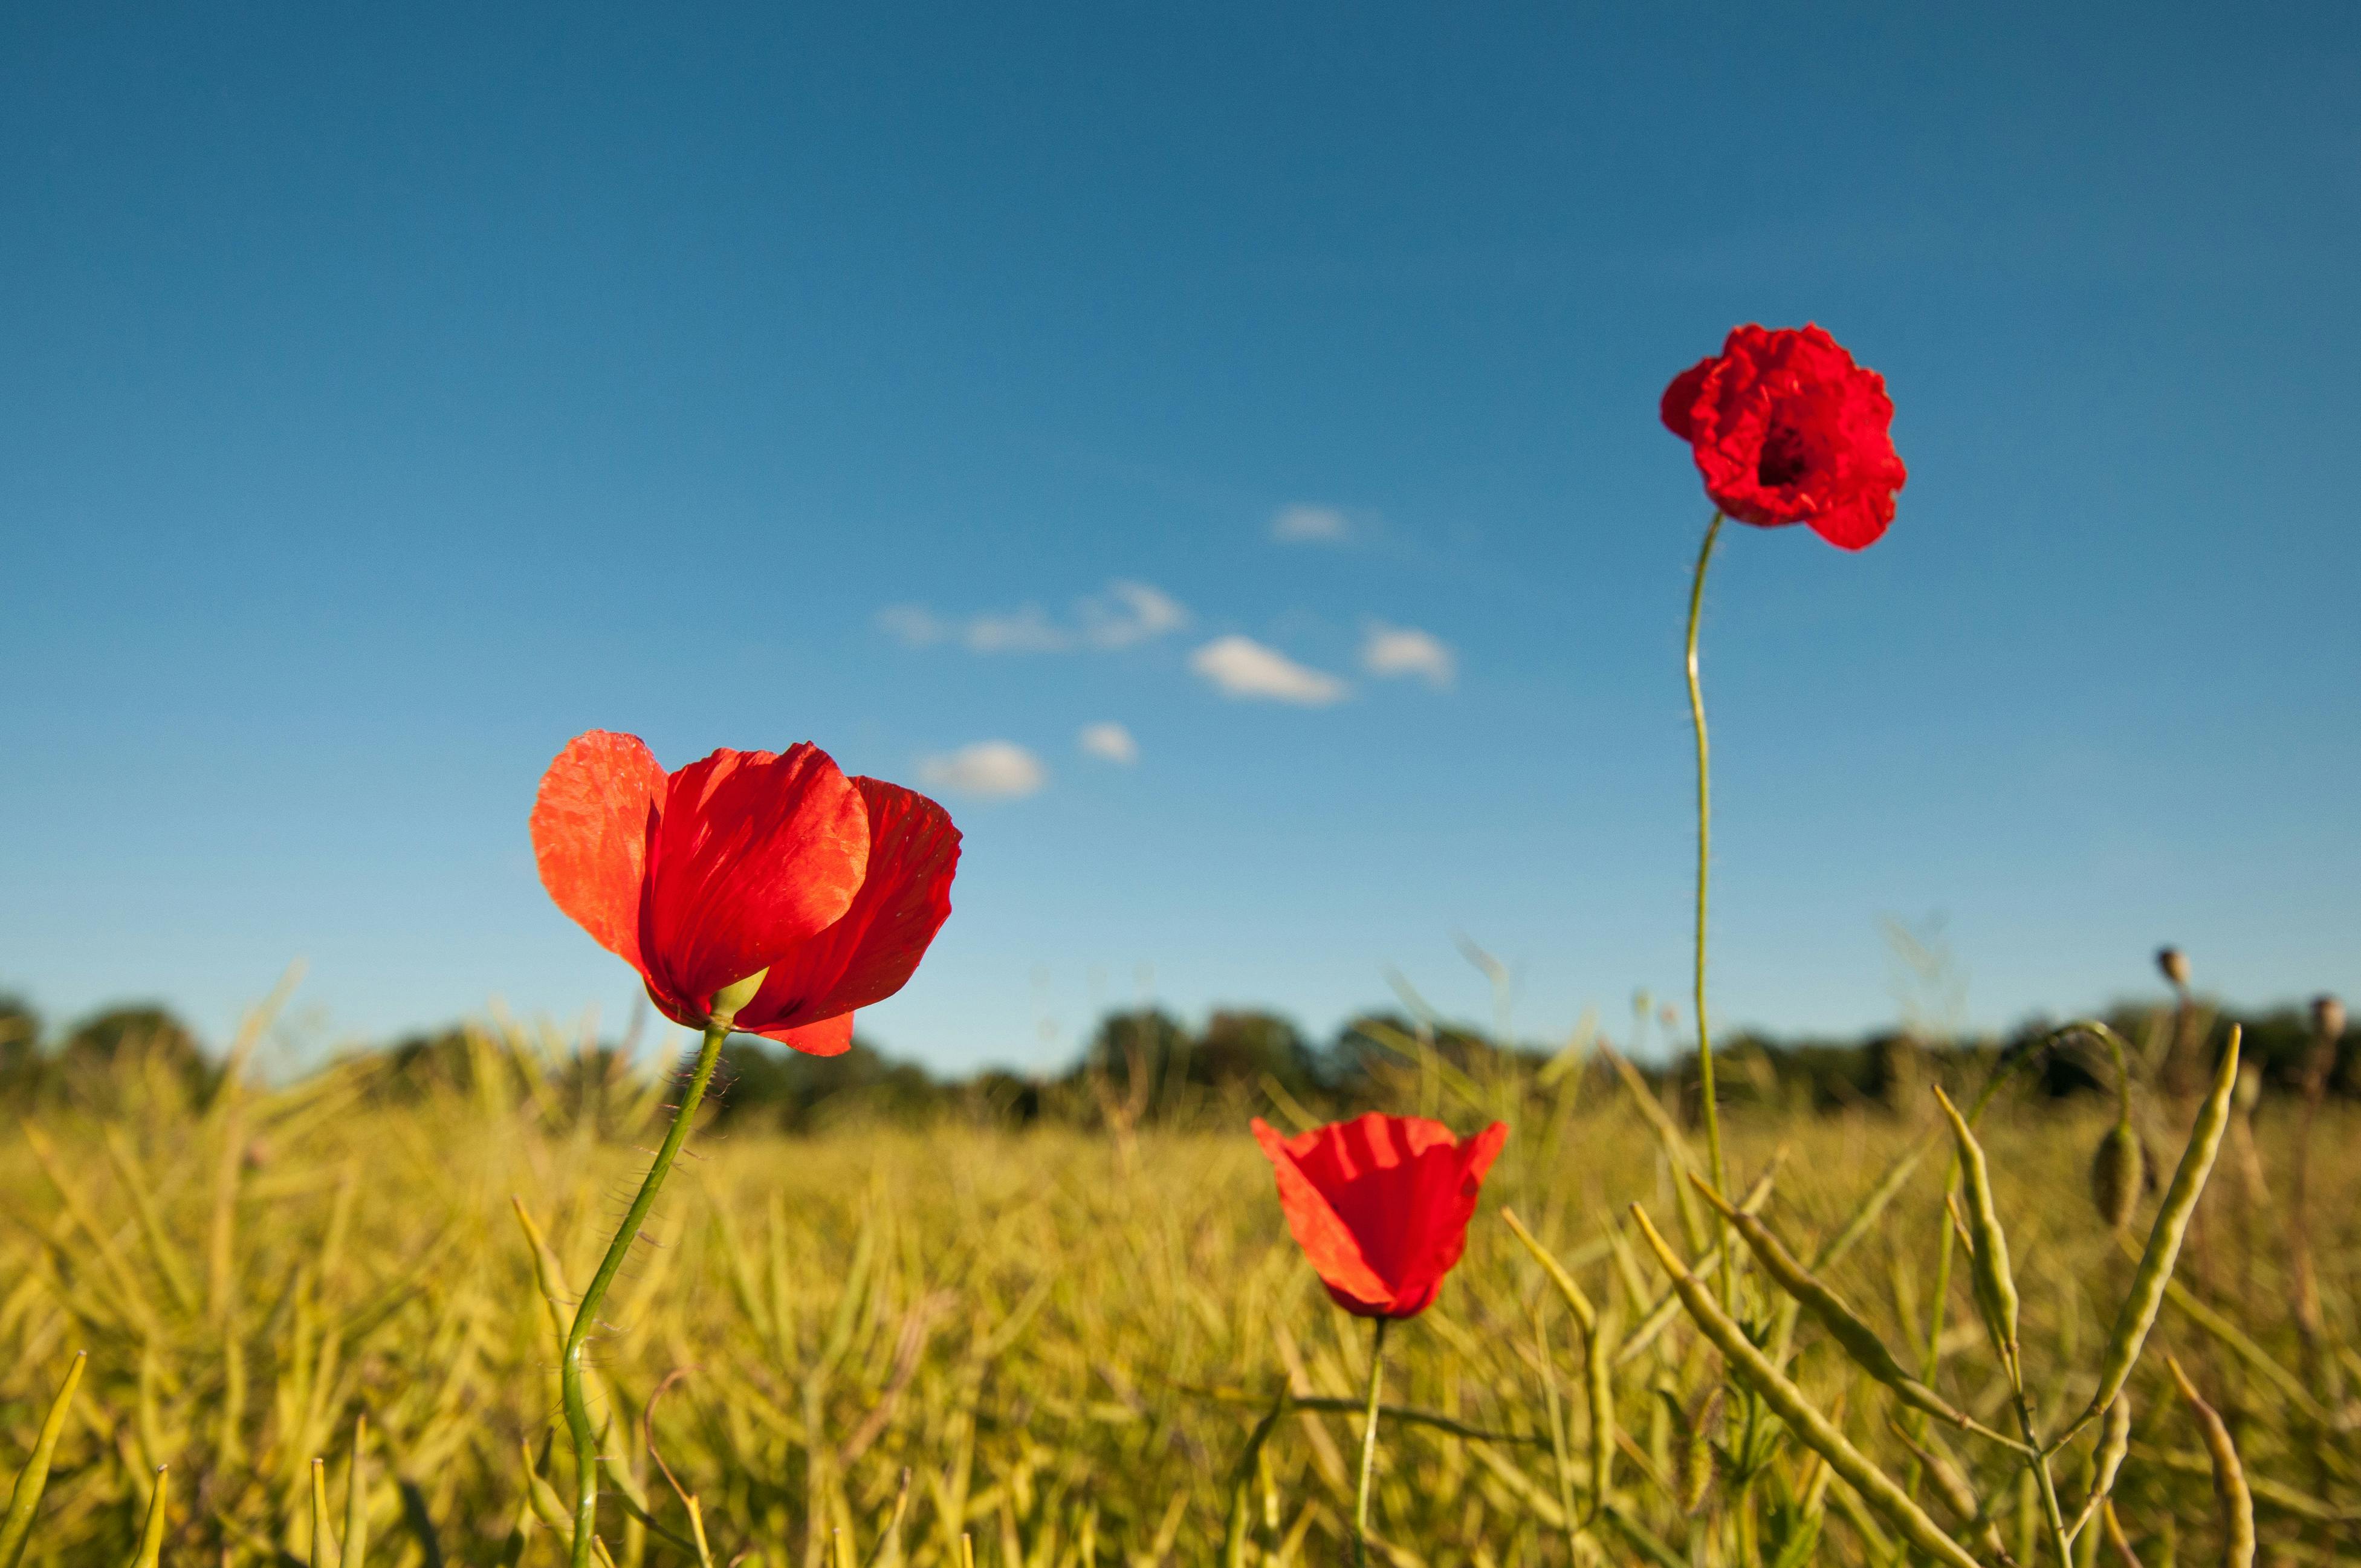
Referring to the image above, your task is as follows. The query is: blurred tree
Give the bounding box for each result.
[56,1004,215,1106]
[0,996,40,1097]
[1191,1010,1318,1095]
[711,1035,942,1133]
[1077,1008,1191,1111]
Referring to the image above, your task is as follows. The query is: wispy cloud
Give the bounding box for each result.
[1078,722,1139,764]
[964,606,1067,653]
[875,604,948,647]
[878,580,1190,654]
[1190,635,1349,706]
[918,740,1047,799]
[1271,503,1353,544]
[1361,623,1457,688]
[1078,582,1188,648]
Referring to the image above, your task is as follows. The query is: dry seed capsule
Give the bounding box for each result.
[2315,994,2346,1045]
[2090,1120,2144,1231]
[2233,1064,2262,1114]
[2157,947,2191,989]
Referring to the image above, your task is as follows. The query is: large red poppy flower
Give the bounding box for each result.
[1661,323,1908,551]
[1252,1113,1509,1319]
[530,731,960,1055]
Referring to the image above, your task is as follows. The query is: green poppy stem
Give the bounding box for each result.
[562,1015,734,1568]
[1353,1316,1390,1567]
[1685,510,1729,1206]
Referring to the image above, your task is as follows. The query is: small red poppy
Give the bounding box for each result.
[1252,1113,1509,1318]
[531,731,960,1055]
[1661,323,1907,551]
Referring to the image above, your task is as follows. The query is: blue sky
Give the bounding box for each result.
[4,4,2356,1072]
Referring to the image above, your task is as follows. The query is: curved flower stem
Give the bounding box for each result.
[563,1020,731,1568]
[1684,510,1729,1207]
[1353,1317,1390,1567]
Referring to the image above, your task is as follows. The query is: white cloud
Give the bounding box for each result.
[964,606,1067,653]
[1190,635,1350,706]
[1078,722,1139,765]
[881,580,1190,656]
[876,604,948,647]
[1080,580,1190,648]
[1271,504,1352,543]
[1361,623,1457,688]
[918,741,1047,800]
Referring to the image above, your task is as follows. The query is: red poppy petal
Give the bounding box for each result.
[748,1010,856,1057]
[1460,1121,1511,1187]
[531,730,667,976]
[1281,1113,1475,1303]
[639,745,870,1011]
[1806,499,1892,551]
[734,777,961,1032]
[640,975,704,1032]
[1252,1118,1394,1309]
[1659,358,1715,440]
[1379,1122,1507,1304]
[1666,323,1904,549]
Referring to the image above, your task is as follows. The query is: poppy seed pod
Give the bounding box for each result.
[2156,947,2191,989]
[2090,1121,2143,1231]
[2316,994,2348,1043]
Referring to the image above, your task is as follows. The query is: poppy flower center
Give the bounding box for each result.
[1755,422,1819,490]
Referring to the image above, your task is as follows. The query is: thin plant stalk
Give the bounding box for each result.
[1684,508,1729,1204]
[563,1000,747,1568]
[1353,1317,1390,1567]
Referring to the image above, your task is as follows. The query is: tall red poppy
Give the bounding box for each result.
[530,731,960,1055]
[1660,323,1907,550]
[1252,1113,1509,1319]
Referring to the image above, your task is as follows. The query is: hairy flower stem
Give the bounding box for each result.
[563,1019,732,1568]
[1354,1317,1390,1567]
[1685,511,1732,1310]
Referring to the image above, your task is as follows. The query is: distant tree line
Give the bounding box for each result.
[0,997,218,1110]
[2,990,2349,1133]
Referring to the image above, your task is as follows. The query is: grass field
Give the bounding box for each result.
[2,1012,2352,1567]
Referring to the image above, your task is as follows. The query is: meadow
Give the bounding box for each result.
[2,997,2353,1567]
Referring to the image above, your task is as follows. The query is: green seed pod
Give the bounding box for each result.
[2167,1356,2254,1568]
[1691,1175,1976,1431]
[0,1350,86,1568]
[2090,1120,2143,1231]
[1624,1205,1983,1568]
[1934,1087,2021,1376]
[2061,1027,2242,1448]
[1584,1304,1619,1523]
[129,1467,170,1568]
